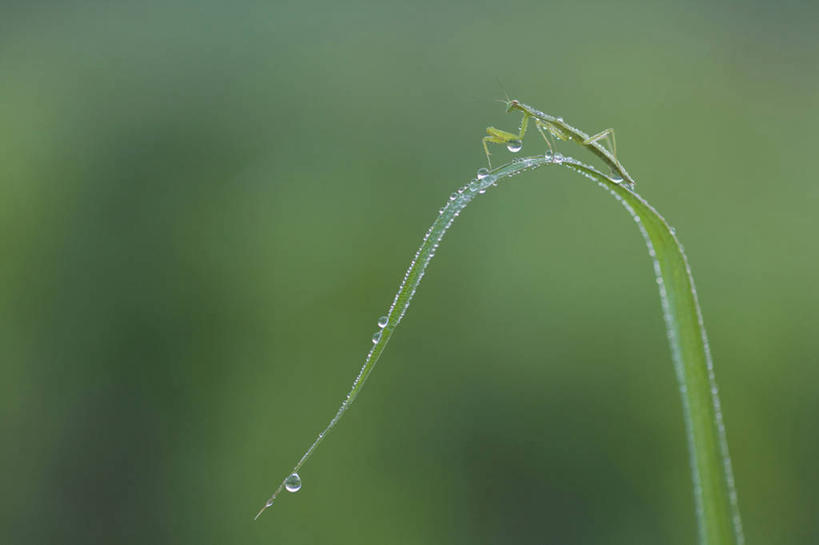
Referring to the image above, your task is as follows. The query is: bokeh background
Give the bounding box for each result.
[2,1,818,543]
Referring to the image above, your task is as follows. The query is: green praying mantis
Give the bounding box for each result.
[483,99,636,186]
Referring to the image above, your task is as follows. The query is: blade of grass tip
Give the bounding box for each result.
[255,153,743,545]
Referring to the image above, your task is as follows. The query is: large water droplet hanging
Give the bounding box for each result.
[506,139,523,153]
[377,316,388,328]
[285,473,302,493]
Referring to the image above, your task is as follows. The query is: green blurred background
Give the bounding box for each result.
[2,0,817,543]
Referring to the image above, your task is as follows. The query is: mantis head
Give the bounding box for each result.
[494,97,520,112]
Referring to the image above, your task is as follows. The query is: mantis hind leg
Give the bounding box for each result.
[583,128,617,159]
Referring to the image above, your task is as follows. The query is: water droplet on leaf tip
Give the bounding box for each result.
[285,473,302,493]
[377,316,388,328]
[506,139,523,153]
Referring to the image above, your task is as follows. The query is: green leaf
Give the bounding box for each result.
[256,148,743,545]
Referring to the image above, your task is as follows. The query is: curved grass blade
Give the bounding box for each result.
[254,154,744,545]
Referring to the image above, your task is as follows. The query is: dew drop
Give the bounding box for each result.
[285,473,302,493]
[372,330,382,344]
[544,151,553,162]
[377,316,388,328]
[476,168,490,179]
[553,152,564,164]
[449,193,458,201]
[506,139,523,153]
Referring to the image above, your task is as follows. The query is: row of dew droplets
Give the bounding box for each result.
[254,155,566,522]
[253,164,499,520]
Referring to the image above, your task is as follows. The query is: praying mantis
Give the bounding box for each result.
[483,99,636,186]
